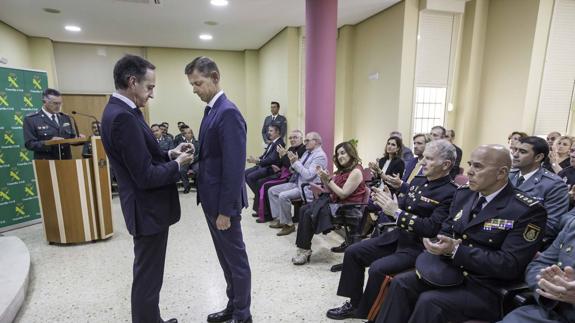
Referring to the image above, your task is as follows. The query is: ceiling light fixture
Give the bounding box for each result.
[210,0,229,7]
[65,25,82,32]
[199,34,213,40]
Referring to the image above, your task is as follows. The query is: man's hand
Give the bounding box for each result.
[371,186,399,216]
[277,145,288,158]
[216,214,231,230]
[169,143,193,159]
[288,151,299,164]
[51,136,65,140]
[423,235,462,256]
[537,266,575,304]
[271,165,281,173]
[78,134,86,138]
[386,173,403,189]
[247,155,258,164]
[175,152,194,167]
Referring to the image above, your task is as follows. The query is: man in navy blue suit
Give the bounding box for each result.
[185,56,252,323]
[101,55,194,323]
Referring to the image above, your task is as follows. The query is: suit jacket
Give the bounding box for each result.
[100,97,181,236]
[258,137,285,168]
[401,146,414,163]
[378,157,405,178]
[290,146,328,201]
[23,109,77,160]
[509,167,569,239]
[440,183,547,290]
[398,156,422,194]
[196,93,248,218]
[261,114,287,142]
[449,144,463,179]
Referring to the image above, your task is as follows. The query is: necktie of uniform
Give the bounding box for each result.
[471,196,487,216]
[516,175,525,187]
[51,114,59,126]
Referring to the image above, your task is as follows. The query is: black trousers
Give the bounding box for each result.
[132,230,169,323]
[296,203,316,249]
[336,234,416,318]
[376,270,501,323]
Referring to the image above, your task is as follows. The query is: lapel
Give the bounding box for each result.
[110,97,156,143]
[455,191,477,230]
[40,109,60,130]
[199,94,226,155]
[464,183,513,230]
[521,168,542,191]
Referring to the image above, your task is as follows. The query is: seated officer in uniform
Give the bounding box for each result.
[499,217,575,323]
[23,88,78,160]
[326,140,458,320]
[510,136,569,241]
[375,144,547,323]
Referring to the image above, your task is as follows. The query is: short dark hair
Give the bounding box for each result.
[150,124,160,129]
[508,131,528,140]
[333,141,361,173]
[42,88,61,100]
[184,56,220,77]
[448,129,455,137]
[271,101,280,108]
[268,124,281,134]
[384,136,403,160]
[113,55,156,90]
[161,122,169,127]
[177,121,185,126]
[518,136,549,161]
[180,125,190,130]
[431,125,447,137]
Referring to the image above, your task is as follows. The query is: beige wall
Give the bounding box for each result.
[146,48,247,140]
[0,22,30,69]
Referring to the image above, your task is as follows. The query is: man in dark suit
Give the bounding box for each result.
[376,144,547,323]
[245,124,284,213]
[23,88,78,160]
[261,101,287,144]
[101,55,193,323]
[446,129,463,179]
[185,56,252,323]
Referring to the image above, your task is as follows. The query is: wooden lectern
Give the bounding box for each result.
[33,136,114,244]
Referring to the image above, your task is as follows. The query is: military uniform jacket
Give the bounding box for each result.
[525,218,575,320]
[441,183,547,290]
[379,175,458,255]
[510,167,569,239]
[23,109,77,160]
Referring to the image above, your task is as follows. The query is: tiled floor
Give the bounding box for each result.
[7,191,365,323]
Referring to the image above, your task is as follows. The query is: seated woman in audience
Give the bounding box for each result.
[292,141,366,265]
[255,130,306,223]
[548,135,574,174]
[368,136,405,191]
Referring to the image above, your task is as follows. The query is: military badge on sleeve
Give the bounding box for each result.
[523,224,541,242]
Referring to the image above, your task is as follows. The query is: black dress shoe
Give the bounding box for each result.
[326,301,359,320]
[226,316,252,323]
[330,263,343,272]
[164,319,178,323]
[330,241,348,253]
[207,308,234,323]
[251,213,258,218]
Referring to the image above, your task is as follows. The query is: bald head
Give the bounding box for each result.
[467,144,511,195]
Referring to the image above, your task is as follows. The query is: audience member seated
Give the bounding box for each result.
[508,131,529,162]
[368,136,405,192]
[499,217,575,323]
[291,141,367,265]
[326,140,457,320]
[82,121,101,158]
[267,132,327,236]
[546,131,562,150]
[179,125,200,194]
[375,144,547,323]
[430,125,447,141]
[245,124,285,205]
[254,130,306,223]
[389,131,414,163]
[151,123,173,153]
[446,129,463,179]
[385,133,430,194]
[548,136,574,174]
[559,142,575,210]
[510,136,569,241]
[173,122,187,146]
[159,121,173,140]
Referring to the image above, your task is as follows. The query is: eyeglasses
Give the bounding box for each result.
[304,139,316,143]
[288,136,299,140]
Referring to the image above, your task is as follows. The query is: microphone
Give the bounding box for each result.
[72,110,101,134]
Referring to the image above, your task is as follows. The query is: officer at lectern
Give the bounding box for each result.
[23,88,77,160]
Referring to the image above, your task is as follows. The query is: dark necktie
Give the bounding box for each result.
[516,175,525,187]
[51,114,58,126]
[471,196,486,216]
[204,105,212,117]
